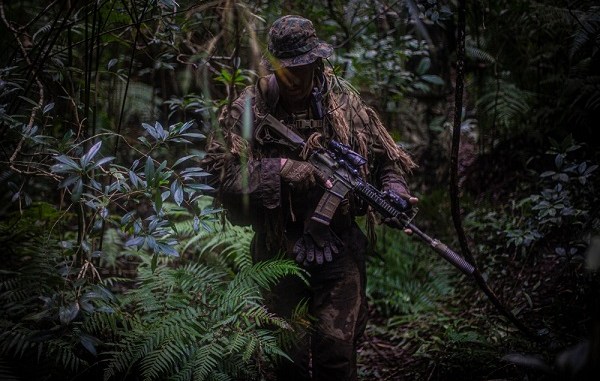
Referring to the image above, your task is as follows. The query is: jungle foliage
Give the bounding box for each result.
[0,0,599,380]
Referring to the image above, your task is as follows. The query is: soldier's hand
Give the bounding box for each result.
[280,159,331,190]
[382,191,419,235]
[293,220,342,266]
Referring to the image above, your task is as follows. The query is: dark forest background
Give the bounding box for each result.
[0,1,598,380]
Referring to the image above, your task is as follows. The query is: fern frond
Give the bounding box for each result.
[200,222,254,271]
[104,254,297,381]
[192,341,225,380]
[466,45,496,64]
[530,1,582,25]
[208,372,233,381]
[231,259,306,291]
[477,78,533,131]
[367,227,454,316]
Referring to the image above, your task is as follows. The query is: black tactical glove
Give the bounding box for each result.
[293,220,342,265]
[280,159,328,191]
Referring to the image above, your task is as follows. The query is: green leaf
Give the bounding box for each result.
[145,156,155,183]
[142,122,158,140]
[107,58,118,70]
[51,163,77,174]
[155,121,166,140]
[412,82,430,92]
[178,120,194,133]
[186,183,213,191]
[55,155,81,171]
[180,132,206,140]
[158,243,178,256]
[174,183,184,206]
[421,74,445,86]
[59,175,80,189]
[81,141,102,168]
[129,170,141,188]
[173,154,198,168]
[154,191,162,212]
[138,136,150,147]
[151,253,158,272]
[79,334,100,356]
[585,165,598,175]
[59,302,80,324]
[72,179,83,201]
[18,95,39,107]
[90,156,115,170]
[193,215,200,233]
[157,160,168,174]
[121,211,136,225]
[125,236,144,248]
[416,57,431,75]
[42,102,55,114]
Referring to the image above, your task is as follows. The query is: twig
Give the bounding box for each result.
[1,0,45,162]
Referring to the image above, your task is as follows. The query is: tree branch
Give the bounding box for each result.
[449,0,537,340]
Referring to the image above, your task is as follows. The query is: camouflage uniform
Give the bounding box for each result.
[202,15,414,381]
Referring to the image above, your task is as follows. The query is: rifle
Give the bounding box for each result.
[255,114,475,276]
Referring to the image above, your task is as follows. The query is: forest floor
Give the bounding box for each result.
[357,312,430,381]
[355,252,599,381]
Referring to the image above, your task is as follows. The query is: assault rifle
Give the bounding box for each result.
[255,114,475,276]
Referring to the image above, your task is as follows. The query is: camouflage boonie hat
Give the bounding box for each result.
[262,15,333,70]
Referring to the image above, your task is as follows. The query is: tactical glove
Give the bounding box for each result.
[280,159,328,191]
[293,219,342,266]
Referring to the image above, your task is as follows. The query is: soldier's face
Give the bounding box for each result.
[275,62,315,102]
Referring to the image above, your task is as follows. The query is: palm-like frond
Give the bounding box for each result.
[477,78,533,132]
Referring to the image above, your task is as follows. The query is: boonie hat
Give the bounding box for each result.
[262,15,333,70]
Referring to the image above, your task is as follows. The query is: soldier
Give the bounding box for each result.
[202,15,417,381]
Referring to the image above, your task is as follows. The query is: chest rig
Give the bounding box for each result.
[254,71,330,150]
[253,72,358,227]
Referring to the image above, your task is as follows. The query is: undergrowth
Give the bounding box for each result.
[0,201,306,381]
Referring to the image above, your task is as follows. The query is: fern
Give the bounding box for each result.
[200,220,255,271]
[103,249,304,381]
[0,203,117,379]
[477,77,533,133]
[465,36,496,64]
[367,226,454,317]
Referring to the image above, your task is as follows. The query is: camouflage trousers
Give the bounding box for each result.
[252,222,368,381]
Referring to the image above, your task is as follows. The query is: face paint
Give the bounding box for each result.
[275,62,316,103]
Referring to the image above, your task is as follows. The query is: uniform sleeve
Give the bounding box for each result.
[201,89,282,224]
[378,161,411,197]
